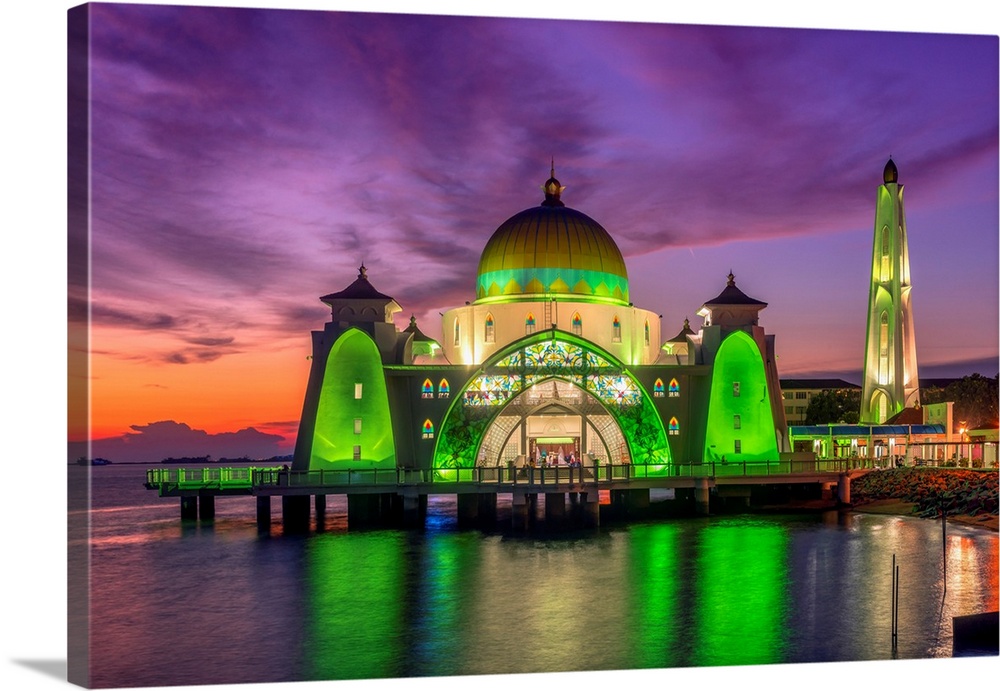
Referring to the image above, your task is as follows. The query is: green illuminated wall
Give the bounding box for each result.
[432,331,671,474]
[311,328,396,469]
[703,331,779,461]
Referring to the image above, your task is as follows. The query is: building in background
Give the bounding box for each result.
[779,379,861,425]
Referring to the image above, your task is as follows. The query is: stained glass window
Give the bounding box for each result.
[421,378,434,399]
[572,312,582,336]
[422,419,434,439]
[669,417,680,436]
[525,313,536,335]
[612,315,621,343]
[485,313,495,343]
[438,378,450,398]
[653,378,665,397]
[668,378,680,397]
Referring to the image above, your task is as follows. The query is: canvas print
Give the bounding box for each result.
[67,2,999,689]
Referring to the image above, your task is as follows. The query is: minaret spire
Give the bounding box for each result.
[860,158,920,423]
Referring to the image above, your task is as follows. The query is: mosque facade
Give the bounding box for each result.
[292,169,789,475]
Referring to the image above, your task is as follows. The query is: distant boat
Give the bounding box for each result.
[76,457,112,465]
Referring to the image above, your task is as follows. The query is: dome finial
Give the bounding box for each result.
[358,263,368,279]
[883,157,898,185]
[727,270,735,286]
[542,161,565,207]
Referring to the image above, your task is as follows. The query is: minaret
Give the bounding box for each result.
[860,158,920,423]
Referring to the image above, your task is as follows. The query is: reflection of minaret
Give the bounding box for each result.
[860,158,920,423]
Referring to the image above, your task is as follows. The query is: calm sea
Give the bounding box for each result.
[72,463,998,688]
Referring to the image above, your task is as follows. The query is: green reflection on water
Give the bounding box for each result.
[627,523,680,668]
[304,532,405,680]
[693,519,789,666]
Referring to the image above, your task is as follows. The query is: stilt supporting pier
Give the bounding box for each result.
[399,492,427,528]
[282,495,311,533]
[544,492,566,524]
[581,491,600,527]
[477,493,497,525]
[837,473,851,505]
[315,494,327,531]
[610,488,649,519]
[512,491,530,530]
[457,493,479,526]
[694,477,711,516]
[198,494,215,521]
[256,496,271,532]
[180,496,198,521]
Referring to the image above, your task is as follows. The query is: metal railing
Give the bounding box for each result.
[145,458,874,494]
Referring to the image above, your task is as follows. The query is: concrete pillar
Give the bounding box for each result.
[544,493,566,522]
[282,495,311,533]
[477,493,498,525]
[314,494,327,531]
[512,492,530,530]
[837,473,851,505]
[694,477,711,516]
[180,496,197,521]
[581,491,600,528]
[198,494,215,521]
[457,493,479,526]
[256,496,271,532]
[400,492,427,528]
[347,494,378,527]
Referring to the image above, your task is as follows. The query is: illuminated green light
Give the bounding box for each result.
[311,329,396,469]
[703,331,779,461]
[693,521,789,666]
[433,331,671,473]
[476,268,629,304]
[305,533,405,680]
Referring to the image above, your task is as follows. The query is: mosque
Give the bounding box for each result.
[291,166,788,475]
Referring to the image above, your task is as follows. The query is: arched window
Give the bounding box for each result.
[484,313,495,343]
[422,419,434,439]
[668,378,680,397]
[453,318,461,346]
[653,378,665,397]
[572,312,582,336]
[438,378,450,399]
[644,319,650,346]
[880,225,891,281]
[668,417,680,436]
[612,315,621,343]
[525,313,536,335]
[421,378,434,399]
[878,312,890,385]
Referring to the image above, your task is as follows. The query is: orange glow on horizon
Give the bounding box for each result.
[80,326,310,442]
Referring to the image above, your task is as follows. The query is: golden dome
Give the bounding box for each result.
[475,172,629,305]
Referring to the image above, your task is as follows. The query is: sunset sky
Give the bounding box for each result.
[64,1,998,460]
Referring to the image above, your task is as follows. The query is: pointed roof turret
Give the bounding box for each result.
[402,315,437,344]
[667,317,696,343]
[701,271,767,308]
[321,263,397,302]
[320,264,401,324]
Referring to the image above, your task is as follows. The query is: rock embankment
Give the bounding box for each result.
[852,467,998,519]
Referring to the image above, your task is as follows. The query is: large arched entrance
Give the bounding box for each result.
[432,331,671,477]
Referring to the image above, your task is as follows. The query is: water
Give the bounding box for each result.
[75,464,998,688]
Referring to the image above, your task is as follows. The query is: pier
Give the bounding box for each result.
[144,459,868,531]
